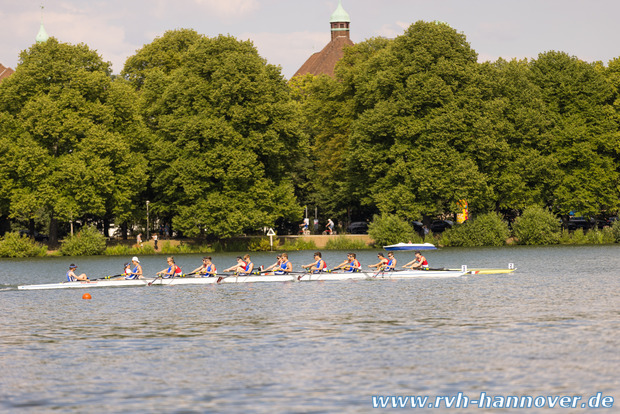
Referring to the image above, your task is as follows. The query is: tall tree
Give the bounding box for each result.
[125,31,304,237]
[0,38,149,244]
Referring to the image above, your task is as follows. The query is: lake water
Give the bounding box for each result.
[1,246,618,413]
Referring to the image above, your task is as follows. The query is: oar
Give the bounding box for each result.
[147,274,165,286]
[91,274,123,281]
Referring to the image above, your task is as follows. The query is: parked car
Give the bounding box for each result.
[411,220,424,236]
[566,217,595,231]
[347,222,369,234]
[430,220,453,233]
[596,216,618,229]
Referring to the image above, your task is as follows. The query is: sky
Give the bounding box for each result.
[1,0,620,79]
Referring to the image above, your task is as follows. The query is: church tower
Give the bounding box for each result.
[36,5,49,43]
[330,0,351,41]
[293,0,354,78]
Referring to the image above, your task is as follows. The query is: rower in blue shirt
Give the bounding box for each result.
[125,256,143,279]
[274,253,292,275]
[302,252,327,274]
[66,264,89,281]
[384,252,397,271]
[334,253,361,272]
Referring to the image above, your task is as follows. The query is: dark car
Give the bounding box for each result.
[566,217,595,231]
[596,216,618,229]
[347,222,369,234]
[411,220,424,236]
[430,220,453,233]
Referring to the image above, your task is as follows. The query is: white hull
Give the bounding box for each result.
[17,269,469,290]
[383,242,437,251]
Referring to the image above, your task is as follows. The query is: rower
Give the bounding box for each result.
[384,252,397,271]
[403,251,428,270]
[125,256,143,279]
[274,253,292,275]
[263,254,282,274]
[369,253,388,270]
[66,264,89,281]
[157,256,183,278]
[223,255,253,275]
[302,252,327,273]
[334,253,361,272]
[190,256,217,277]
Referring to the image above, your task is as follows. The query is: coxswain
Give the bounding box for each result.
[66,264,89,281]
[302,252,327,273]
[157,256,183,278]
[403,251,429,270]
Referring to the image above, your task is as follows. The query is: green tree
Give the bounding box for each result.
[528,51,620,215]
[337,22,491,219]
[0,38,149,244]
[125,31,304,237]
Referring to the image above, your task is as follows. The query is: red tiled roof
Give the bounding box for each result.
[293,36,354,78]
[0,63,15,82]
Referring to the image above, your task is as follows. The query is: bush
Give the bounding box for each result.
[367,214,416,247]
[248,237,276,252]
[440,212,509,247]
[512,206,561,245]
[277,238,317,251]
[611,220,620,242]
[324,235,371,250]
[60,226,107,256]
[0,232,48,257]
[558,227,615,245]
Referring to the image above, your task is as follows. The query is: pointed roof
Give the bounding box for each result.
[293,36,354,78]
[36,5,49,43]
[330,0,350,23]
[0,63,15,83]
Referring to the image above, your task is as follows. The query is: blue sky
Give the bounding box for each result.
[1,0,620,79]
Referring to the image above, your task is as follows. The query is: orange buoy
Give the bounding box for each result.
[82,293,92,300]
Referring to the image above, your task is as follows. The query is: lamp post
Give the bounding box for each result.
[146,200,150,240]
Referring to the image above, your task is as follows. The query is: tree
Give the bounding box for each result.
[0,38,149,244]
[125,31,304,237]
[528,51,620,215]
[337,22,491,220]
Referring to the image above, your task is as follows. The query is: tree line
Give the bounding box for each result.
[1,22,619,245]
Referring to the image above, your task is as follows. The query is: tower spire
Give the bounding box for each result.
[36,4,49,43]
[330,0,350,41]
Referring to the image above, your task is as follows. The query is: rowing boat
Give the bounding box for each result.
[383,242,437,251]
[17,269,469,290]
[462,268,516,275]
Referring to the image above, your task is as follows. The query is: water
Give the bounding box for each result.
[1,246,618,413]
